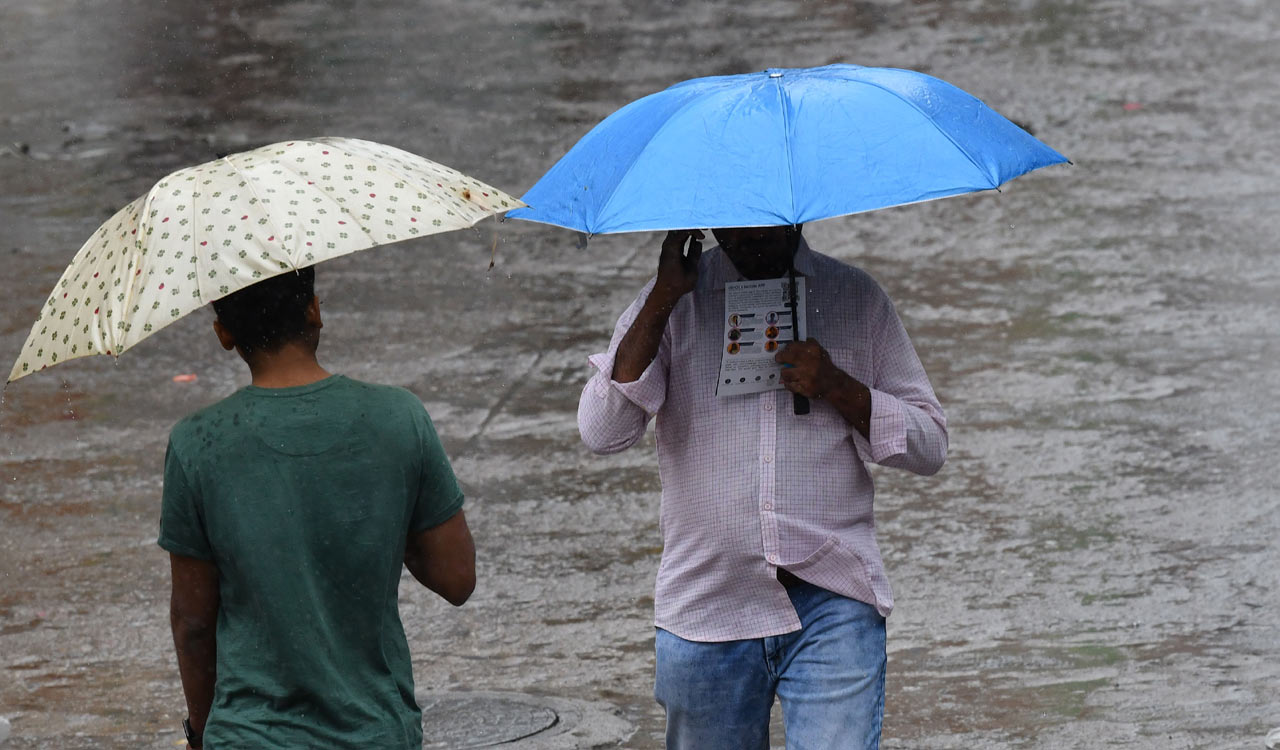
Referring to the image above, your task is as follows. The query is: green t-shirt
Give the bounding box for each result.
[158,375,463,750]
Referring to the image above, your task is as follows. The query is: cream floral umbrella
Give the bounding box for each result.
[8,137,524,383]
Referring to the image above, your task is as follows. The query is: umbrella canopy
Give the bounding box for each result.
[508,64,1067,234]
[9,137,523,383]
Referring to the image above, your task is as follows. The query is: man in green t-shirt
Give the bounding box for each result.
[158,266,475,750]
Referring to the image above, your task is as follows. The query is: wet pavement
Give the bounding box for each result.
[2,0,1278,748]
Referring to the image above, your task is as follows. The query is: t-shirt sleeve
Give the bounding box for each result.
[157,437,214,561]
[409,406,465,533]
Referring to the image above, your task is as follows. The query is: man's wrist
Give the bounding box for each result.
[816,365,852,400]
[828,369,868,404]
[183,716,203,748]
[825,371,872,437]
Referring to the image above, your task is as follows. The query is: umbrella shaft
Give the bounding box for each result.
[786,228,810,416]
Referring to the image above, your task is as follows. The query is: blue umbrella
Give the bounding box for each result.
[508,63,1067,234]
[512,63,1066,414]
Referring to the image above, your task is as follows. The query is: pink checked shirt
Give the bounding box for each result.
[578,239,947,642]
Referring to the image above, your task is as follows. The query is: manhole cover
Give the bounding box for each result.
[421,693,559,748]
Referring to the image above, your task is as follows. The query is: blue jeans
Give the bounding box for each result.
[654,581,886,750]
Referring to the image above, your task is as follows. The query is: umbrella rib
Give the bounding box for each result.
[221,154,299,288]
[852,78,1000,189]
[298,137,514,240]
[270,142,377,252]
[772,74,800,226]
[314,141,495,230]
[119,191,163,355]
[111,201,138,356]
[263,144,402,258]
[591,90,724,233]
[191,165,213,306]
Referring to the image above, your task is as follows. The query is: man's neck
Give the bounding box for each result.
[244,344,332,388]
[726,237,801,281]
[739,260,793,280]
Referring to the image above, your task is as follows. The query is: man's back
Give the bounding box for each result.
[159,375,463,749]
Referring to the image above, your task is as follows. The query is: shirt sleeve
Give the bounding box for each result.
[849,283,948,476]
[410,406,465,533]
[157,438,214,561]
[577,279,670,455]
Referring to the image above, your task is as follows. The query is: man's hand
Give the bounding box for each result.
[775,338,844,399]
[612,230,703,383]
[776,338,872,438]
[652,230,704,309]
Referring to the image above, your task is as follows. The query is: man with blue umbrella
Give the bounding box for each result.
[513,64,1065,748]
[578,222,947,748]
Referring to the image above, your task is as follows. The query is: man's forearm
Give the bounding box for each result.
[611,292,679,383]
[172,625,216,743]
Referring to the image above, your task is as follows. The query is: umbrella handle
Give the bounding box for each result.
[785,227,810,417]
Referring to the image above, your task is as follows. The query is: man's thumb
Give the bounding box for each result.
[685,237,703,267]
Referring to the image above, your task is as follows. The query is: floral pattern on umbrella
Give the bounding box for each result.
[9,137,524,383]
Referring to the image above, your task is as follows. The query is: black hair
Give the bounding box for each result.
[212,266,316,355]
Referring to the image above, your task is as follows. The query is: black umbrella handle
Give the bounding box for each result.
[786,228,810,416]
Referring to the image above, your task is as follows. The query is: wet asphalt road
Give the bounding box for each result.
[1,1,1278,747]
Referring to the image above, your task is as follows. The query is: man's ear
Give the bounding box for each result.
[305,295,322,330]
[213,318,237,351]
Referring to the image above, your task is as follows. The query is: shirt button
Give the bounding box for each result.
[763,455,772,463]
[763,502,773,511]
[764,402,773,412]
[767,553,778,563]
